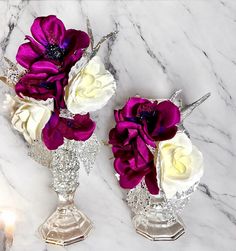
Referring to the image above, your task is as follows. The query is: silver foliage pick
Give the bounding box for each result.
[169,89,182,102]
[0,57,26,88]
[86,18,94,50]
[69,23,119,81]
[169,89,211,122]
[91,30,118,58]
[169,89,183,108]
[86,18,118,59]
[73,134,100,175]
[180,92,211,122]
[169,90,211,137]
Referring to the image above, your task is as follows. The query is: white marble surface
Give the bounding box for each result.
[0,0,236,250]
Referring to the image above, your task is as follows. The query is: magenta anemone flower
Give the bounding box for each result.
[42,113,96,150]
[115,97,180,142]
[109,97,180,195]
[109,121,159,195]
[15,72,68,109]
[16,15,90,73]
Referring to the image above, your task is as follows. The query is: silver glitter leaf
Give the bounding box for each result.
[73,134,100,175]
[28,134,100,176]
[0,57,26,88]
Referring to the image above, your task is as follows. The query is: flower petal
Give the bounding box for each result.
[30,60,59,74]
[119,169,147,189]
[114,158,135,175]
[157,100,180,127]
[145,166,159,195]
[121,97,149,119]
[32,15,66,45]
[25,35,45,54]
[62,29,90,69]
[135,135,153,165]
[60,114,96,141]
[16,42,41,69]
[30,16,47,45]
[154,126,178,141]
[42,113,64,150]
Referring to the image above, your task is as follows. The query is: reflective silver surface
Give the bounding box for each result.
[132,196,185,241]
[30,136,100,246]
[40,193,92,246]
[128,186,185,241]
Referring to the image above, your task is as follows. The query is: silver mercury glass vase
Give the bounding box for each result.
[29,134,100,246]
[127,91,210,241]
[127,144,185,241]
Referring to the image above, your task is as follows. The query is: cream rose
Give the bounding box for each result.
[159,132,203,199]
[65,56,116,114]
[3,94,18,116]
[11,100,52,144]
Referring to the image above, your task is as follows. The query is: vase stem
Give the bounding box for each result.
[40,139,93,246]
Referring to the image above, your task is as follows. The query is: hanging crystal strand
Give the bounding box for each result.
[40,139,93,246]
[132,142,185,241]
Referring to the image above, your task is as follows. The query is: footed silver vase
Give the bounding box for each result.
[127,145,185,241]
[127,92,209,240]
[128,182,185,241]
[29,135,99,246]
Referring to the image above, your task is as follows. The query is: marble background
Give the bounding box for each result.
[0,0,236,250]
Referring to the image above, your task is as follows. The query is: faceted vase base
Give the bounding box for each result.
[133,215,185,241]
[40,204,92,246]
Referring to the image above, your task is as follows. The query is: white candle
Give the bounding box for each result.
[0,218,4,251]
[1,211,16,249]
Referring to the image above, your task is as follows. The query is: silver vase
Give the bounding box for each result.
[29,134,100,246]
[127,146,185,241]
[126,92,210,240]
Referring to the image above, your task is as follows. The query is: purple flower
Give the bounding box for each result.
[115,97,180,142]
[42,113,64,150]
[109,121,159,195]
[42,113,95,150]
[16,15,90,73]
[15,72,68,109]
[109,97,180,195]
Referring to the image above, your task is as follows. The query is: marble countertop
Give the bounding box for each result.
[0,0,236,250]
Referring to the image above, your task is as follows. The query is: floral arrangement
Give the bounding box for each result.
[109,95,205,198]
[1,15,116,150]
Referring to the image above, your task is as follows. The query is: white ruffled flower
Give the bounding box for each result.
[159,132,203,199]
[65,56,116,114]
[2,94,18,116]
[11,99,52,144]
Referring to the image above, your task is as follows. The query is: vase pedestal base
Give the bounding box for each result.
[40,204,92,246]
[133,214,185,241]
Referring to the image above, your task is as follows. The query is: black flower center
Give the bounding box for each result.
[40,82,55,90]
[139,111,157,121]
[45,44,65,61]
[127,111,157,124]
[67,120,74,128]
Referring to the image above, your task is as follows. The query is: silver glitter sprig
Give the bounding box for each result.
[0,57,26,88]
[169,90,210,136]
[69,23,118,82]
[86,18,118,59]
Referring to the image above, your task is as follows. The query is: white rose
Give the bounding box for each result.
[2,94,18,116]
[11,100,51,144]
[159,132,203,199]
[65,56,116,114]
